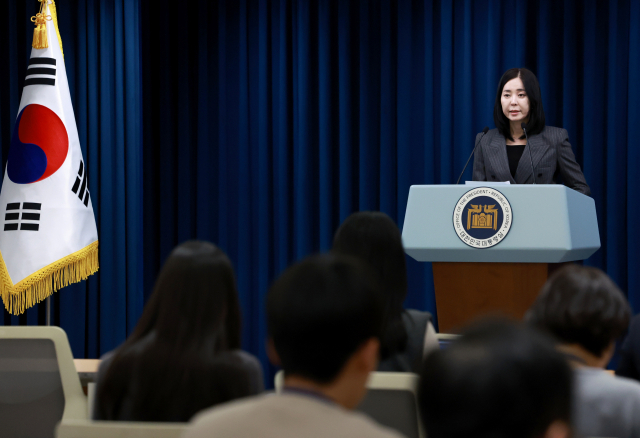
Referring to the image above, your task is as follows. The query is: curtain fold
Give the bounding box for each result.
[1,1,639,384]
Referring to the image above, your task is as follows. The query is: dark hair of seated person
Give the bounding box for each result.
[94,240,257,422]
[331,211,408,360]
[526,264,631,357]
[419,319,573,438]
[267,253,385,383]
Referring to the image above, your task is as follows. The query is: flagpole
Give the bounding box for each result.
[46,296,51,326]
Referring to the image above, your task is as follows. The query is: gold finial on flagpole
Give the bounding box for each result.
[31,0,52,49]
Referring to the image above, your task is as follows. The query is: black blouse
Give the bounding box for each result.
[506,144,526,178]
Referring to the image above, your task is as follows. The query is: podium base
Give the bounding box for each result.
[432,262,548,333]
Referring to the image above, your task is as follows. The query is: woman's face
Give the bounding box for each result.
[501,77,530,124]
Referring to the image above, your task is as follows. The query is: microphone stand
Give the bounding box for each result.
[521,123,536,185]
[456,127,489,185]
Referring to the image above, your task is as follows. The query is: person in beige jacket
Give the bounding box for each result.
[183,254,406,438]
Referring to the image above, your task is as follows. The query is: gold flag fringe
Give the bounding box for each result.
[0,241,99,315]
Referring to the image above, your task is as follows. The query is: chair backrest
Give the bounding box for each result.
[56,419,188,438]
[274,370,424,438]
[0,326,87,438]
[73,359,101,418]
[357,372,424,438]
[274,369,284,392]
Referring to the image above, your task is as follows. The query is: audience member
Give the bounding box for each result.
[527,265,640,438]
[617,314,640,381]
[419,319,572,438]
[332,211,438,373]
[93,241,263,422]
[184,254,405,438]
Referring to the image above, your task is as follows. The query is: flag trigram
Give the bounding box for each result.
[71,161,89,207]
[4,202,41,231]
[25,57,56,87]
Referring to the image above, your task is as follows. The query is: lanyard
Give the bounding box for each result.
[282,387,336,405]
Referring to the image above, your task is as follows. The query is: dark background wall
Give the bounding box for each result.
[1,0,639,384]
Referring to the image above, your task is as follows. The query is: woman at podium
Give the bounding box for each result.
[472,68,590,196]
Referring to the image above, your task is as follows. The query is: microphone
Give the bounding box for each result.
[456,127,489,185]
[521,122,536,185]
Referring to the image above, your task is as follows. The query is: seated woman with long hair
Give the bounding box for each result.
[332,211,439,373]
[93,241,263,422]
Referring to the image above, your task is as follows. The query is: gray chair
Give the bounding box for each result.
[56,419,187,438]
[0,326,87,438]
[356,372,424,438]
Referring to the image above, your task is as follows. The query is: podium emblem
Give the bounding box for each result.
[453,188,512,248]
[467,204,498,230]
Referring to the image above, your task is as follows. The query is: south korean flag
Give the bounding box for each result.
[0,0,99,315]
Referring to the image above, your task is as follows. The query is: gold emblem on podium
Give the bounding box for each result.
[466,204,498,231]
[454,187,512,249]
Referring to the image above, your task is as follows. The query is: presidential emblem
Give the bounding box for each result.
[453,187,512,248]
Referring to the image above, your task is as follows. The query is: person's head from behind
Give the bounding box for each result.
[526,265,630,367]
[97,241,244,421]
[419,319,572,438]
[494,67,546,140]
[267,253,385,409]
[132,240,241,351]
[332,211,408,358]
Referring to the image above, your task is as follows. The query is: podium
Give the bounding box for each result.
[402,185,600,332]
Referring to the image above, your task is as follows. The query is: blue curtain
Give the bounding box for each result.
[1,0,640,381]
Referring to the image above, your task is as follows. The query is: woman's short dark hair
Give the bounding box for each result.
[419,319,573,438]
[95,240,244,421]
[494,68,546,141]
[332,211,408,359]
[526,265,631,357]
[267,254,385,383]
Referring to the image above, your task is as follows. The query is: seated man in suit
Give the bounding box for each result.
[527,265,640,438]
[419,319,573,438]
[183,254,405,438]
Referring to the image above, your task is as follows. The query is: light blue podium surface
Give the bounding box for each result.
[402,185,600,264]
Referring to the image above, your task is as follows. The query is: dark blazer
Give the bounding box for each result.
[377,309,432,373]
[472,126,590,196]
